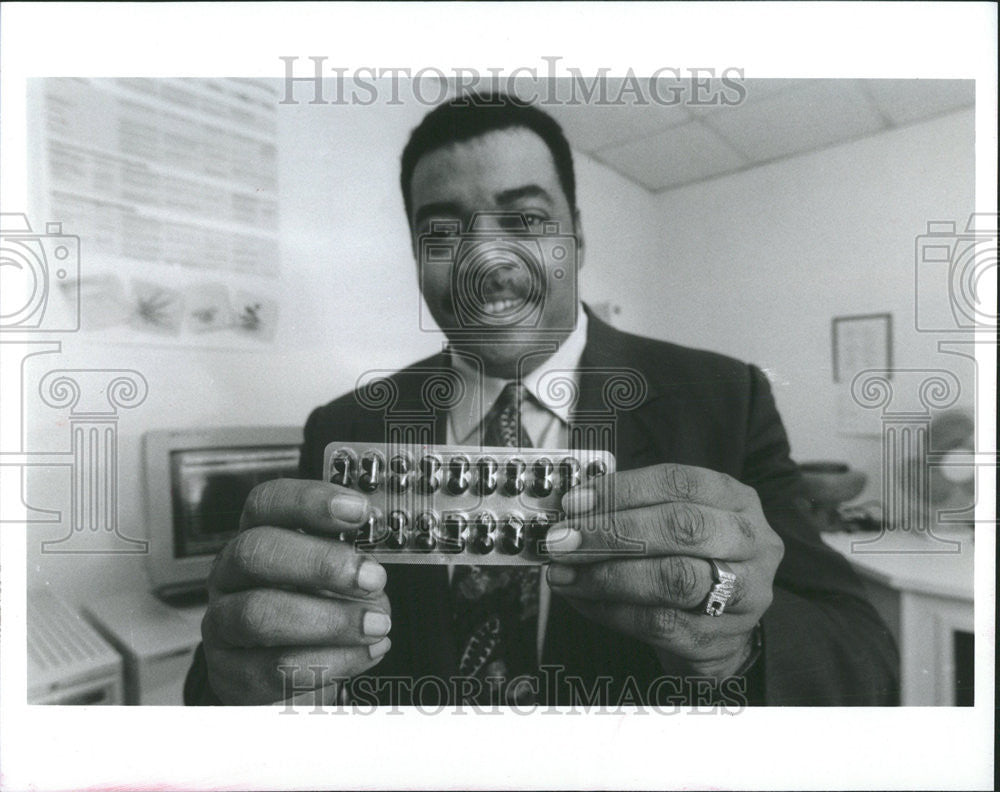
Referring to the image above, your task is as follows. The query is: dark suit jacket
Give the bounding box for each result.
[186,312,899,706]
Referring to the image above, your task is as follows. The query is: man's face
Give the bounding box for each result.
[409,127,582,377]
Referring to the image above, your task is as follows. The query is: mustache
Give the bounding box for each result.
[471,261,536,301]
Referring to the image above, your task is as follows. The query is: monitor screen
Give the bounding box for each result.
[143,426,303,598]
[170,446,300,558]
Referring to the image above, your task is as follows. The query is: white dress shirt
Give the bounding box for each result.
[445,305,589,661]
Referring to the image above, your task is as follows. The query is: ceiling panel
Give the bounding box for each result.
[544,99,692,153]
[700,79,887,162]
[505,76,694,152]
[863,79,976,126]
[686,78,806,117]
[594,120,747,191]
[545,78,975,194]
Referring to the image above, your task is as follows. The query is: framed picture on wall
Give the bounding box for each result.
[832,313,893,383]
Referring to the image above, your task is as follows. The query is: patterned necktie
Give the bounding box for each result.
[451,383,540,704]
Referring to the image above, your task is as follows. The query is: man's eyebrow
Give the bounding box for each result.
[494,185,554,205]
[413,202,463,227]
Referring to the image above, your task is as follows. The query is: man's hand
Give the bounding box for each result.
[201,479,391,705]
[544,463,784,680]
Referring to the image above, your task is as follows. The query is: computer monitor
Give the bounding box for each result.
[143,425,303,600]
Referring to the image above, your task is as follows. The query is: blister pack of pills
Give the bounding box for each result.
[323,442,615,564]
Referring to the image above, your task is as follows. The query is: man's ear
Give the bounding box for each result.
[409,218,419,262]
[573,209,585,271]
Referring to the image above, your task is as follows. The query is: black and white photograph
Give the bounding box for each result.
[0,3,995,790]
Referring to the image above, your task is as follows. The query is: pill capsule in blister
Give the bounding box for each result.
[470,511,496,554]
[359,452,384,492]
[356,509,384,550]
[559,457,581,491]
[531,457,554,497]
[476,457,498,495]
[447,455,471,495]
[389,454,411,493]
[440,512,467,553]
[414,511,438,552]
[587,458,608,479]
[331,453,352,486]
[419,455,442,494]
[529,512,552,556]
[386,510,408,549]
[504,458,526,496]
[499,514,525,555]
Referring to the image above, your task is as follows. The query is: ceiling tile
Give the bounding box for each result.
[863,79,975,126]
[738,78,809,101]
[542,95,692,152]
[687,77,806,116]
[700,79,887,162]
[594,120,746,191]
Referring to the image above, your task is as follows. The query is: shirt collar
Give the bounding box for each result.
[448,304,588,444]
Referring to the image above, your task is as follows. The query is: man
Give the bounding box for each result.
[185,93,899,706]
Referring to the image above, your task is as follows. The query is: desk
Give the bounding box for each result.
[822,529,974,705]
[84,591,205,705]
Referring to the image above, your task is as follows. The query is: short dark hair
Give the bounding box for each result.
[400,93,577,225]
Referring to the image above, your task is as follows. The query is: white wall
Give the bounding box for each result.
[605,109,976,500]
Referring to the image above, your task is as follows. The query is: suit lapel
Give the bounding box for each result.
[571,311,664,472]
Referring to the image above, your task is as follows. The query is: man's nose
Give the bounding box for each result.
[483,266,516,291]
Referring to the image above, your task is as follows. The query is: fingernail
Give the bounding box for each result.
[363,611,391,637]
[562,486,596,515]
[547,564,576,586]
[357,560,386,592]
[546,525,582,553]
[368,637,391,659]
[331,493,367,522]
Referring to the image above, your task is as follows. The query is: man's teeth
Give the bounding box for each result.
[483,298,516,313]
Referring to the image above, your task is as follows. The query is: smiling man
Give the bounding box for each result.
[185,93,899,707]
[408,123,582,379]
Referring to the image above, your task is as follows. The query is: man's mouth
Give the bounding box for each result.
[449,251,544,326]
[479,294,524,316]
[473,263,534,316]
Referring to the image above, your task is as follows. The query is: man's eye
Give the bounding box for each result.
[523,213,548,229]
